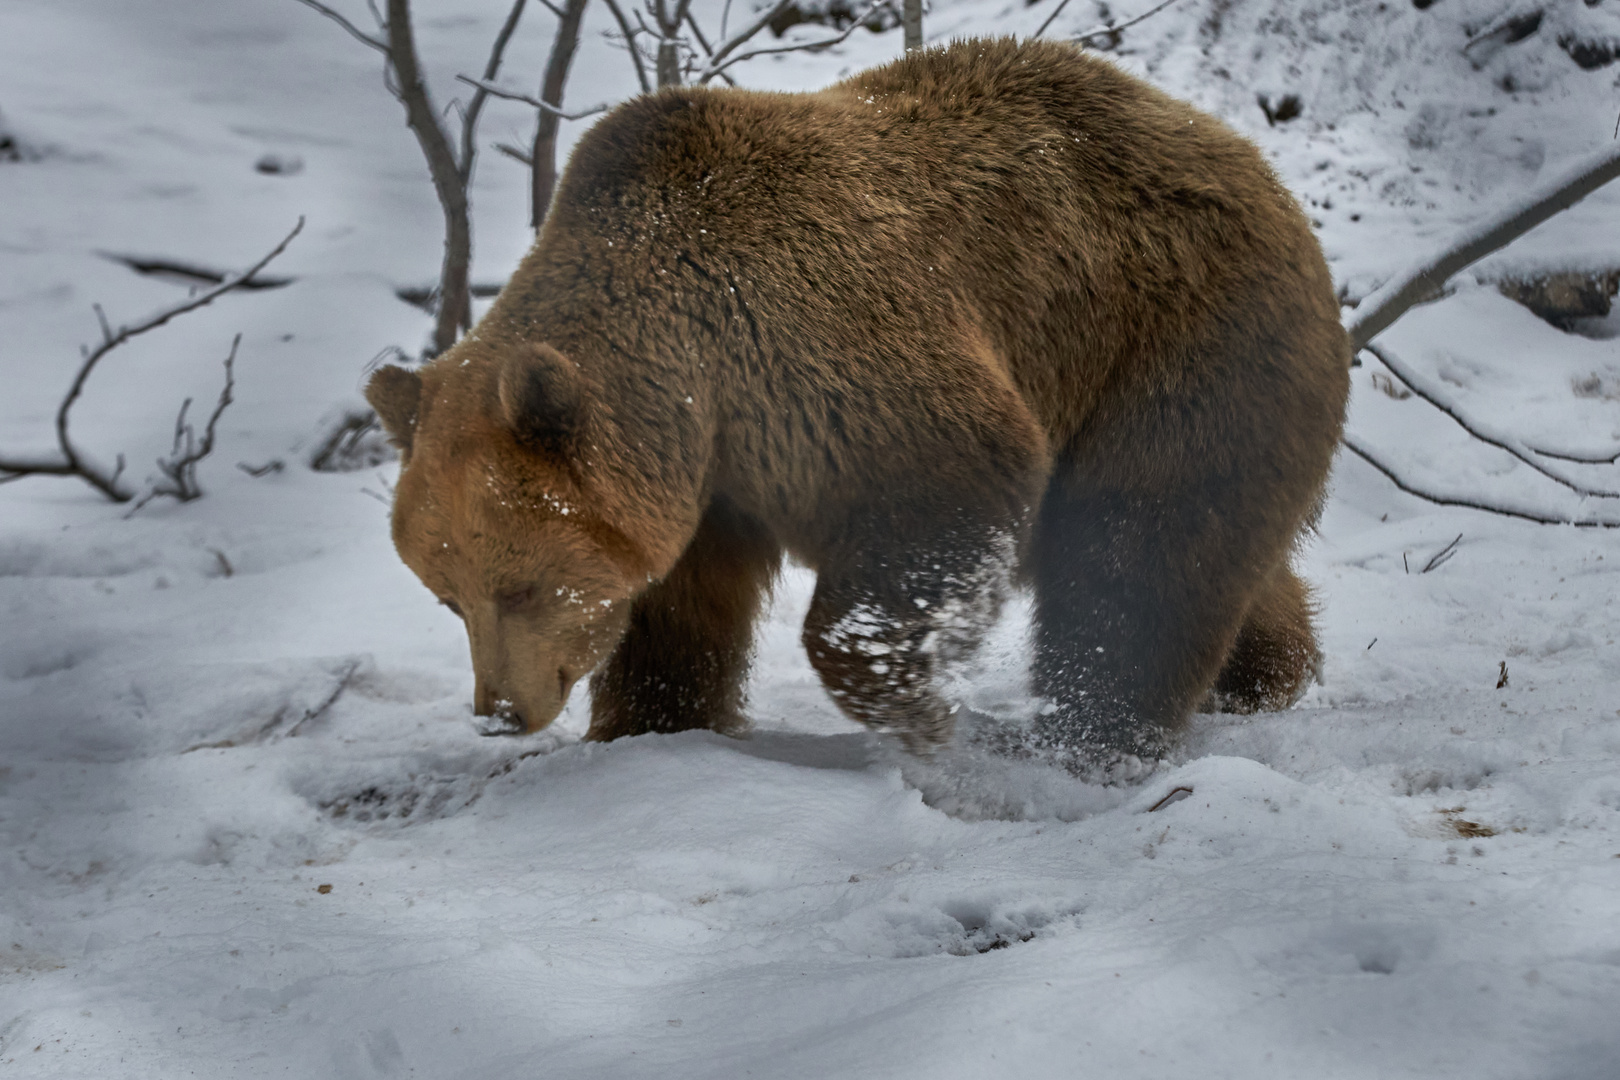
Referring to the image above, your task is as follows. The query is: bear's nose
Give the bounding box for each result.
[473,683,526,735]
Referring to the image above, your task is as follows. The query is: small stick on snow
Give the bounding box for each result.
[1147,786,1193,812]
[1421,533,1463,574]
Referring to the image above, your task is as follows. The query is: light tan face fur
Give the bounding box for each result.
[368,354,641,735]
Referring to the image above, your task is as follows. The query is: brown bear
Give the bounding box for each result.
[365,37,1349,762]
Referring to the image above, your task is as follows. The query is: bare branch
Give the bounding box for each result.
[698,0,871,84]
[1034,0,1181,44]
[682,12,739,86]
[1348,140,1620,348]
[1341,434,1620,528]
[459,0,531,182]
[455,75,611,121]
[127,335,240,515]
[601,0,653,92]
[524,0,594,228]
[1076,0,1182,43]
[0,219,299,502]
[536,0,567,16]
[290,0,389,52]
[700,0,797,75]
[384,0,472,352]
[496,141,535,165]
[1362,343,1620,499]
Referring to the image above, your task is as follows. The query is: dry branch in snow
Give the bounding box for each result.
[1348,341,1620,528]
[1342,140,1620,527]
[1347,140,1620,349]
[1362,343,1620,496]
[1341,435,1620,529]
[127,335,240,515]
[0,219,303,504]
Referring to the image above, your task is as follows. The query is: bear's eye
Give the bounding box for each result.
[496,585,537,613]
[440,597,464,618]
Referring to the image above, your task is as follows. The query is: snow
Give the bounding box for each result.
[3,0,1619,1076]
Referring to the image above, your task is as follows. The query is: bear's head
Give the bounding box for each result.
[366,343,647,735]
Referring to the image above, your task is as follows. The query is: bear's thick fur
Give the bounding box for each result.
[367,38,1349,759]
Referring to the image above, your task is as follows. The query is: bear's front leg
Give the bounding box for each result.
[802,533,1014,752]
[587,499,780,740]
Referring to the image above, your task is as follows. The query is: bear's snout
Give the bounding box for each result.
[472,689,527,736]
[472,667,581,736]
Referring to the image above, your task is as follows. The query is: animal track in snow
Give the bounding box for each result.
[318,775,481,825]
[867,896,1083,958]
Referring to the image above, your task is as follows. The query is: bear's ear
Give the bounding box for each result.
[497,343,587,454]
[365,365,423,455]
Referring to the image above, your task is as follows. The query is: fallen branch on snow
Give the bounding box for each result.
[0,218,303,504]
[125,335,240,516]
[1361,342,1620,498]
[1340,434,1620,529]
[1346,141,1620,349]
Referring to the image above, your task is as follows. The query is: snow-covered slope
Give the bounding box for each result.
[2,1,1618,1076]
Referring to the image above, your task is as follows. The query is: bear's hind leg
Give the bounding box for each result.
[1205,560,1319,714]
[586,498,780,741]
[1027,481,1280,761]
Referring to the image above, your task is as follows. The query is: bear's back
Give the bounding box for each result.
[511,38,1340,456]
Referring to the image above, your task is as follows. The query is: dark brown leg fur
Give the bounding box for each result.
[586,499,780,740]
[1205,561,1319,714]
[1028,481,1264,759]
[1027,375,1335,758]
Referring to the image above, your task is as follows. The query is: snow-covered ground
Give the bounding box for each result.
[3,1,1619,1075]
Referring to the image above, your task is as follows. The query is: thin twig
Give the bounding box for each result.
[601,0,653,92]
[1362,343,1620,499]
[127,334,240,515]
[1035,0,1181,44]
[496,141,534,165]
[458,0,530,182]
[455,75,612,121]
[284,658,363,738]
[1421,533,1463,573]
[526,0,593,228]
[1341,433,1620,528]
[698,0,872,83]
[699,0,798,74]
[683,11,739,86]
[289,0,389,52]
